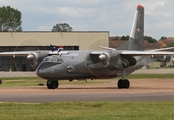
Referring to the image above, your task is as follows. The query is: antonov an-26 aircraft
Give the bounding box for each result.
[1,5,174,89]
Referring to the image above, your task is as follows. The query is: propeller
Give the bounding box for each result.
[84,38,119,78]
[13,38,46,71]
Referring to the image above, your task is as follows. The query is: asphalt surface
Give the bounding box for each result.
[0,79,174,103]
[0,69,174,103]
[1,91,174,103]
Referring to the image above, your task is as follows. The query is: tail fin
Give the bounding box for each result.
[118,5,144,51]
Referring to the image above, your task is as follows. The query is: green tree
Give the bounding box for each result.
[121,35,130,40]
[160,36,167,40]
[166,42,174,47]
[52,23,73,32]
[0,6,22,32]
[144,35,157,43]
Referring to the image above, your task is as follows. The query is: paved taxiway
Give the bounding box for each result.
[1,69,174,103]
[0,79,174,103]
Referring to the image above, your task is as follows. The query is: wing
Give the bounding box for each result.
[0,50,69,56]
[149,47,174,52]
[0,51,36,56]
[0,43,68,57]
[120,50,174,56]
[96,46,174,56]
[0,50,51,69]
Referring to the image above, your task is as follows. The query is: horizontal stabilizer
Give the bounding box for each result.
[99,46,116,51]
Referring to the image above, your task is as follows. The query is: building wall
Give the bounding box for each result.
[0,31,109,50]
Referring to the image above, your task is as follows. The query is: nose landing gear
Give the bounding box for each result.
[47,80,59,89]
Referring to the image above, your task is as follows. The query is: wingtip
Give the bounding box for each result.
[137,5,144,9]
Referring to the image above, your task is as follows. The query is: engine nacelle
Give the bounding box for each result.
[27,51,49,69]
[99,52,111,67]
[122,57,136,68]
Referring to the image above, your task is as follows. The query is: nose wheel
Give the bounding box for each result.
[47,80,59,89]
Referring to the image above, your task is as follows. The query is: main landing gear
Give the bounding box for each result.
[117,79,130,89]
[47,80,59,89]
[117,69,130,89]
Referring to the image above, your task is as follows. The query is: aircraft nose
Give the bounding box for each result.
[36,62,60,78]
[36,66,43,78]
[36,66,41,75]
[36,62,49,78]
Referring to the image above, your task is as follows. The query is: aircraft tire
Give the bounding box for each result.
[47,80,52,89]
[51,81,59,89]
[117,79,124,89]
[47,80,59,89]
[123,79,130,89]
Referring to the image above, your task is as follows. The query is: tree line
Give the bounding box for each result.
[112,35,158,43]
[0,6,73,32]
[113,35,168,43]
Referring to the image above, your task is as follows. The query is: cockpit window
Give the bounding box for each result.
[43,56,63,63]
[52,57,57,62]
[43,58,51,62]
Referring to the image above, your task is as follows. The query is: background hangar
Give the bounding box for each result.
[0,31,109,71]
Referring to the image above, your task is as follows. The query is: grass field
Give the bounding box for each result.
[0,101,174,120]
[0,77,111,87]
[126,73,174,79]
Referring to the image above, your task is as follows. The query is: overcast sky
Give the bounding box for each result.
[1,0,174,40]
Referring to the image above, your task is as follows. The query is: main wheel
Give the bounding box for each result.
[123,79,130,89]
[117,79,124,89]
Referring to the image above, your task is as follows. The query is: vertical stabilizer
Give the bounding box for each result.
[118,5,144,51]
